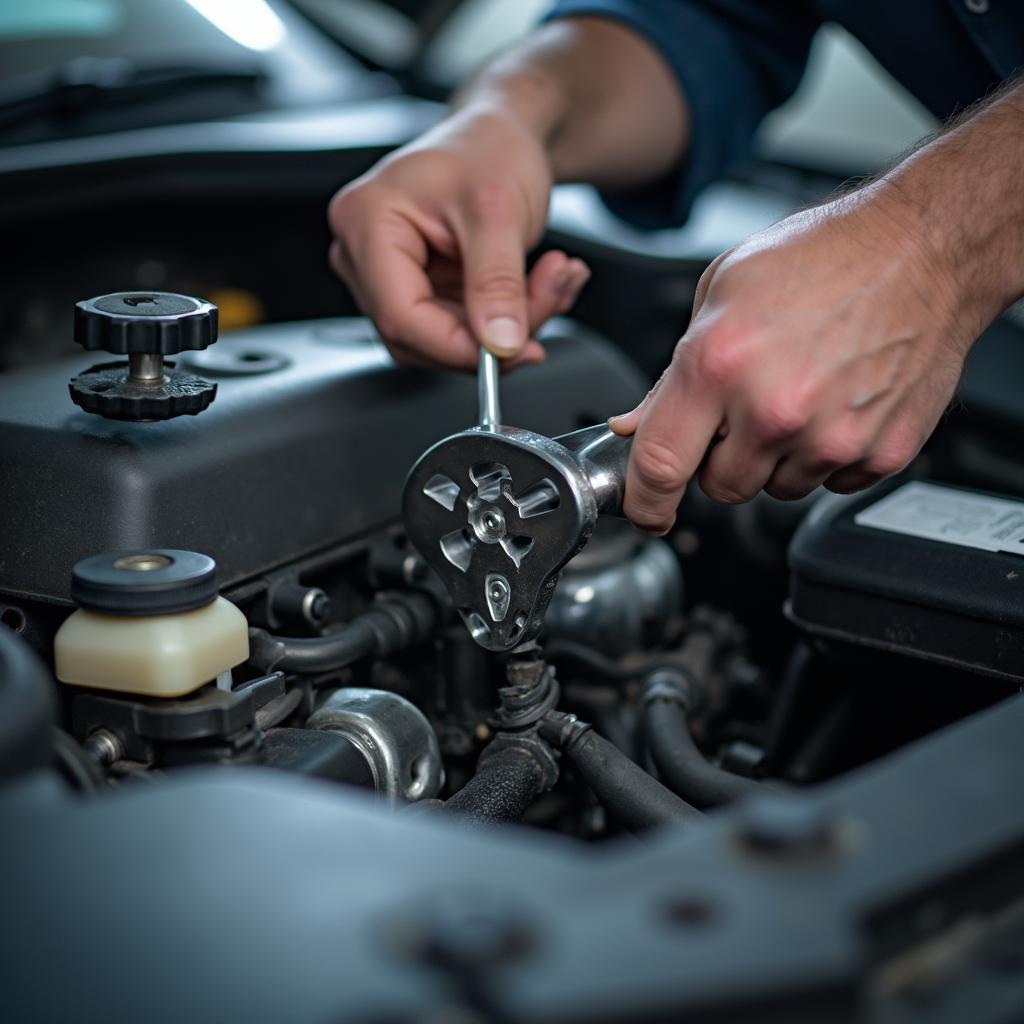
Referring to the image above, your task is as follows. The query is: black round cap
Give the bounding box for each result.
[71,550,219,616]
[75,292,218,355]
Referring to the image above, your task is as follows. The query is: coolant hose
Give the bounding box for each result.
[443,746,551,826]
[541,711,701,831]
[248,591,439,674]
[642,671,765,808]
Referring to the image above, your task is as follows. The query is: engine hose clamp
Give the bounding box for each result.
[538,710,592,752]
[493,669,560,730]
[478,731,560,792]
[640,667,702,714]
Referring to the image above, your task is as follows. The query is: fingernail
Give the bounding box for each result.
[564,264,590,292]
[561,273,589,301]
[639,522,672,538]
[608,411,638,435]
[484,317,523,355]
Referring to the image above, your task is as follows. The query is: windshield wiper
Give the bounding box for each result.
[0,55,266,132]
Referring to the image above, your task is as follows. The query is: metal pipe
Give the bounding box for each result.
[128,352,164,383]
[477,350,501,431]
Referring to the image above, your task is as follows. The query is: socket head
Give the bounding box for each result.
[403,427,597,651]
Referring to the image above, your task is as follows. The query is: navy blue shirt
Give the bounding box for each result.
[546,0,1024,226]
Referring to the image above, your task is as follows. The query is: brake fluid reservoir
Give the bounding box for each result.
[54,550,248,698]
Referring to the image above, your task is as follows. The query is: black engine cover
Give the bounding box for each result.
[0,318,645,607]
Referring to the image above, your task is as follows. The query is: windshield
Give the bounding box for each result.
[0,0,376,144]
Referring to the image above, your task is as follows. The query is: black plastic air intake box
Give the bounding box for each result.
[787,480,1024,682]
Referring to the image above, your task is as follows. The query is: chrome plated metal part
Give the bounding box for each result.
[402,422,632,651]
[306,688,444,803]
[128,352,165,383]
[477,350,502,431]
[545,520,683,657]
[558,424,633,516]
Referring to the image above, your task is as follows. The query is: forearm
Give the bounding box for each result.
[874,80,1024,334]
[452,16,689,188]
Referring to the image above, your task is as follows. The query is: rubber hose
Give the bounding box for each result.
[443,747,547,826]
[562,726,701,831]
[546,639,693,684]
[643,699,764,808]
[257,619,377,674]
[249,592,438,674]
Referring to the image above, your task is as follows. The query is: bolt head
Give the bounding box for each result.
[738,795,836,856]
[309,592,332,622]
[419,890,533,970]
[469,503,507,544]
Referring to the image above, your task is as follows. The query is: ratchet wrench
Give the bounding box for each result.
[403,348,632,651]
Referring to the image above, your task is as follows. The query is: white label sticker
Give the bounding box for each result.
[855,482,1024,555]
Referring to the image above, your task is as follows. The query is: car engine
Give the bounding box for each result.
[2,282,1024,1024]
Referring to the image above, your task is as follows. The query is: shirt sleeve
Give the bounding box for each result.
[543,0,821,227]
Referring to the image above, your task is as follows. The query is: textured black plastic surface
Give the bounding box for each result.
[0,318,646,606]
[68,362,217,420]
[74,292,218,354]
[787,481,1024,680]
[71,549,217,615]
[3,694,1024,1022]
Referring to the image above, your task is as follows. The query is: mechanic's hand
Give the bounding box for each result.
[328,109,590,371]
[609,191,971,533]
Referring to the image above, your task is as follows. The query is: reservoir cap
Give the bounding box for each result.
[71,549,218,616]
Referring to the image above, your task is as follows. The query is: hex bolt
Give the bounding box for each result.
[84,728,124,766]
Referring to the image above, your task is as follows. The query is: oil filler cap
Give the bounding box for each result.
[71,550,218,616]
[75,292,217,354]
[69,291,219,421]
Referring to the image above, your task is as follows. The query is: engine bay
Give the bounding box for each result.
[3,3,1024,1020]
[3,296,1024,1023]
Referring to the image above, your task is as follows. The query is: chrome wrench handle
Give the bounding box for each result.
[476,354,634,514]
[555,424,632,517]
[478,350,502,431]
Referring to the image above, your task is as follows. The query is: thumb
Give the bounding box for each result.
[608,368,669,436]
[460,199,530,358]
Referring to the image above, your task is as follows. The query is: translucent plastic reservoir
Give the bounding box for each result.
[54,597,249,698]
